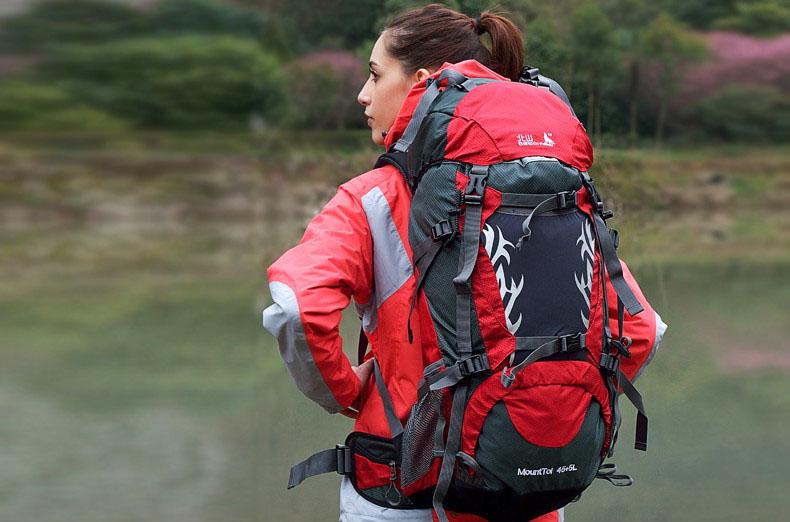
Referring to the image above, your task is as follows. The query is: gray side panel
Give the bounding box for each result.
[361,187,413,315]
[354,299,378,334]
[634,311,668,382]
[263,281,342,413]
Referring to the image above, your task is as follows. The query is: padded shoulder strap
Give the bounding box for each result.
[374,150,410,189]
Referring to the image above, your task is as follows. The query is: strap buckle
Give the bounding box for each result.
[335,444,351,475]
[501,367,516,388]
[464,166,489,206]
[431,220,453,240]
[590,191,613,219]
[559,333,584,352]
[609,336,632,358]
[556,191,576,209]
[519,66,540,84]
[458,353,490,376]
[464,194,482,205]
[599,353,620,374]
[610,228,620,249]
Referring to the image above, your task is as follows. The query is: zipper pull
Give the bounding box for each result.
[385,460,403,506]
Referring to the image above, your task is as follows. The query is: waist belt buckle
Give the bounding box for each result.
[336,444,351,475]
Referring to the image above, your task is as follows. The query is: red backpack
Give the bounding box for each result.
[289,62,654,522]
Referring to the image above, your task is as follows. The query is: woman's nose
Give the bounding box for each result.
[357,84,371,107]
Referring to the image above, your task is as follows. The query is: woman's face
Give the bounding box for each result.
[358,32,430,146]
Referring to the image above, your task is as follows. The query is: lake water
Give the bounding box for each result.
[1,139,787,521]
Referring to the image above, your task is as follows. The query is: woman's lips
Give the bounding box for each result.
[367,117,373,127]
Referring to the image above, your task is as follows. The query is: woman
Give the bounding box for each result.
[266,5,583,521]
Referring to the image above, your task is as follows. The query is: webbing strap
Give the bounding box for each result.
[596,463,633,487]
[591,209,643,316]
[287,444,351,489]
[499,190,577,209]
[618,370,648,451]
[515,193,570,250]
[432,382,469,522]
[514,334,586,352]
[373,359,404,438]
[453,165,489,356]
[502,334,586,387]
[393,69,468,154]
[412,234,438,264]
[419,353,490,396]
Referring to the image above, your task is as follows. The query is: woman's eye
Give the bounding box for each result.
[369,71,379,83]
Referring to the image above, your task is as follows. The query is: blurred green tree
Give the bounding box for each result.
[523,17,569,83]
[258,0,385,51]
[151,0,289,55]
[38,36,285,129]
[569,0,620,145]
[713,1,790,36]
[655,0,739,29]
[153,0,263,35]
[696,85,790,142]
[0,80,128,131]
[0,0,148,52]
[642,13,707,145]
[282,51,366,130]
[603,0,660,144]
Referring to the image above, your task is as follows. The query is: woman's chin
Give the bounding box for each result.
[372,129,385,146]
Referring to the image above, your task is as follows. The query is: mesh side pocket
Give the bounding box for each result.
[400,387,444,490]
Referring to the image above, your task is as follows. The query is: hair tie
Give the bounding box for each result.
[473,16,485,35]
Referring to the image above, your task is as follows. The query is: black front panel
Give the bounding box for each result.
[481,208,595,337]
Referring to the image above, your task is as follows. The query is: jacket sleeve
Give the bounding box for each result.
[605,259,668,382]
[262,185,373,413]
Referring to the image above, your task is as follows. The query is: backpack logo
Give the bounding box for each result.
[517,464,577,477]
[517,132,555,148]
[574,220,595,328]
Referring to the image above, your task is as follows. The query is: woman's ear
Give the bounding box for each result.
[413,68,432,83]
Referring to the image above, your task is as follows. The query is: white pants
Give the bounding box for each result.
[339,477,433,521]
[338,476,565,521]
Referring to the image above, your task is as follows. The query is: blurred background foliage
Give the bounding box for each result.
[0,0,787,141]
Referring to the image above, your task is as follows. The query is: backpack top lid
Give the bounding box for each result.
[384,60,593,171]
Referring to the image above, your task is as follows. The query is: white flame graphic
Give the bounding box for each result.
[482,224,524,333]
[574,220,596,328]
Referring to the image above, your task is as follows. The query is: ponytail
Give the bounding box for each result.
[385,4,524,81]
[476,11,524,82]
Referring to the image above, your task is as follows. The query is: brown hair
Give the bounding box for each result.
[384,4,524,81]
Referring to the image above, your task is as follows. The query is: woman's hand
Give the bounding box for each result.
[340,359,375,419]
[352,358,374,385]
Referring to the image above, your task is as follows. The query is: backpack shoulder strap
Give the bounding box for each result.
[374,150,410,188]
